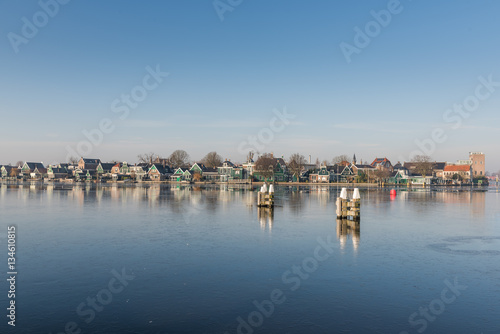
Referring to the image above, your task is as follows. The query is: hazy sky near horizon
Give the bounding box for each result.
[1,0,499,171]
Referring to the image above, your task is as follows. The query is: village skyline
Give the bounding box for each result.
[1,149,498,176]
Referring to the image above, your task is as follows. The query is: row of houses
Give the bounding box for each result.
[308,153,487,185]
[0,158,251,183]
[1,152,487,184]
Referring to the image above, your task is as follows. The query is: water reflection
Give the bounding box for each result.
[258,207,274,231]
[336,219,360,251]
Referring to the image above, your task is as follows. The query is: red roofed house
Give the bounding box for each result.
[443,165,471,180]
[371,157,393,172]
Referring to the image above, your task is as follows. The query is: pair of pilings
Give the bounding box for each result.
[257,183,274,208]
[336,188,361,221]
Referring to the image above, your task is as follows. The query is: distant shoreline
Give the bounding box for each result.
[0,180,494,189]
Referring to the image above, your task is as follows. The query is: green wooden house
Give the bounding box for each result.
[253,157,288,182]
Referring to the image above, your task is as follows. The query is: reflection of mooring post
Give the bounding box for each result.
[336,187,360,220]
[257,183,275,207]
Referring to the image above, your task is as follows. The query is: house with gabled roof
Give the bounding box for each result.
[1,165,17,179]
[443,165,471,181]
[371,157,393,171]
[253,155,288,182]
[78,158,101,170]
[130,163,150,181]
[47,166,70,179]
[148,164,172,181]
[96,162,116,175]
[20,162,45,178]
[309,165,331,183]
[111,163,122,175]
[170,167,185,182]
[218,160,244,182]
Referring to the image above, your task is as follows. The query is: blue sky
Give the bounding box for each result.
[1,0,499,171]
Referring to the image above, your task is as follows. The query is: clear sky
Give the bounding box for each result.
[1,0,499,172]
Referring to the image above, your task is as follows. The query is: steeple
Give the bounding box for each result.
[352,153,357,165]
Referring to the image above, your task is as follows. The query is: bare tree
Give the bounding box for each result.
[16,161,23,167]
[374,169,390,184]
[332,154,350,165]
[202,151,223,168]
[10,168,19,178]
[254,153,276,181]
[137,152,156,164]
[67,157,78,165]
[315,158,320,168]
[169,150,190,168]
[288,153,307,181]
[193,172,202,182]
[411,155,434,177]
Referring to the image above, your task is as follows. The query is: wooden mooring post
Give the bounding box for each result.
[257,183,275,208]
[336,188,360,220]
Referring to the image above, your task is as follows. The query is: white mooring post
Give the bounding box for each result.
[257,183,275,208]
[336,188,360,221]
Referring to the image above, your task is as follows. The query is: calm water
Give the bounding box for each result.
[1,183,499,334]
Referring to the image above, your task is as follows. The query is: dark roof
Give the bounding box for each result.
[354,164,375,169]
[393,162,404,169]
[403,162,446,170]
[98,163,116,171]
[82,158,101,164]
[149,164,172,174]
[2,165,15,172]
[25,162,45,170]
[50,167,69,174]
[328,164,346,174]
[371,157,392,168]
[433,162,446,170]
[222,160,235,167]
[203,167,218,173]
